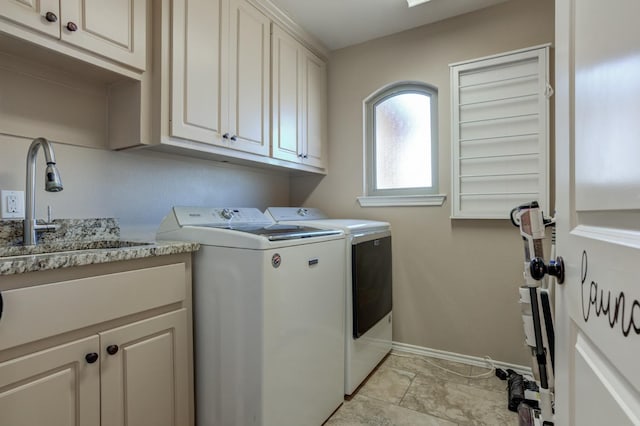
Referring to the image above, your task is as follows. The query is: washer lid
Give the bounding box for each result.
[240,224,341,240]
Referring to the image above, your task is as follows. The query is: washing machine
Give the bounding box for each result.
[265,207,392,396]
[157,207,346,426]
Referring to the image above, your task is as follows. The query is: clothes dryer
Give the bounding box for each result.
[266,207,392,396]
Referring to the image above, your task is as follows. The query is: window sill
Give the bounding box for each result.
[357,194,447,207]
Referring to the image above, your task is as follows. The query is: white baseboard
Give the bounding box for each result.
[392,341,533,376]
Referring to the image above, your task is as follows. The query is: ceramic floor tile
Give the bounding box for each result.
[399,374,518,426]
[384,353,471,385]
[325,394,457,426]
[358,366,415,404]
[326,352,519,426]
[466,365,509,393]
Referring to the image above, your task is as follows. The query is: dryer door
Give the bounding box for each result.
[352,234,392,338]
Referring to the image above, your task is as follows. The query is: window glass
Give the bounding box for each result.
[375,93,431,189]
[365,83,438,197]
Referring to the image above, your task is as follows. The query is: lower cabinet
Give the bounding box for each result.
[0,335,101,426]
[101,309,189,426]
[0,256,194,426]
[0,310,188,426]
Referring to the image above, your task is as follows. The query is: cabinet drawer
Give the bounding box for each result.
[0,263,186,351]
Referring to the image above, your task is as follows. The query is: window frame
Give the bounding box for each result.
[363,82,441,201]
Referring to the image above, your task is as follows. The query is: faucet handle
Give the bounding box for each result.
[36,204,58,232]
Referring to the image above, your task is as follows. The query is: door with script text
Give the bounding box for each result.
[555,0,640,424]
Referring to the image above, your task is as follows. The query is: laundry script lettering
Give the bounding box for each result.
[581,251,640,337]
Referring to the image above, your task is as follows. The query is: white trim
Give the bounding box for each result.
[357,194,446,207]
[247,0,329,59]
[392,341,533,376]
[448,43,553,67]
[363,82,440,203]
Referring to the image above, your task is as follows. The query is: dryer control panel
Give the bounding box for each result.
[266,207,328,221]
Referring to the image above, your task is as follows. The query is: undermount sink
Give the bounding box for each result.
[0,240,154,258]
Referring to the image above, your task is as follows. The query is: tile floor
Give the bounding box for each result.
[325,351,519,425]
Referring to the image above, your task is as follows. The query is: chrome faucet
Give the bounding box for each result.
[24,137,63,245]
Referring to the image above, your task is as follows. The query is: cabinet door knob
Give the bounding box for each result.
[66,22,78,32]
[222,133,230,139]
[230,135,237,142]
[106,344,119,355]
[85,352,99,364]
[45,11,58,23]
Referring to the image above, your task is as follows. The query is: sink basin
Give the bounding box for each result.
[0,240,154,258]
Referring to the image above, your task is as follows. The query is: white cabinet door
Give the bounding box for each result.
[272,24,327,168]
[0,0,145,70]
[171,0,223,145]
[0,335,101,426]
[0,0,59,37]
[100,309,190,426]
[555,0,640,424]
[224,0,270,155]
[303,49,327,169]
[172,0,270,156]
[60,0,146,70]
[272,23,302,163]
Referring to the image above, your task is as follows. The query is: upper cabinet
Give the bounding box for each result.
[61,0,146,71]
[117,0,329,173]
[272,24,327,169]
[0,0,329,174]
[0,0,60,38]
[0,0,146,72]
[171,0,270,156]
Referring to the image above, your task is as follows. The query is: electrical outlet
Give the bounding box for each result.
[7,194,17,212]
[1,190,25,219]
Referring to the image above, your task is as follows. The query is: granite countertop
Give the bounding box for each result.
[0,218,199,276]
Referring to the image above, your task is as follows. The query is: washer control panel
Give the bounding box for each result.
[172,206,273,228]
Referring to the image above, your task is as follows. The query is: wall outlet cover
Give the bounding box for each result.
[1,190,25,219]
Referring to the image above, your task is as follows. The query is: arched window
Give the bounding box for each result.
[362,82,441,205]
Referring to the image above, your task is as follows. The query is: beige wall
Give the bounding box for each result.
[0,134,289,240]
[292,0,555,365]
